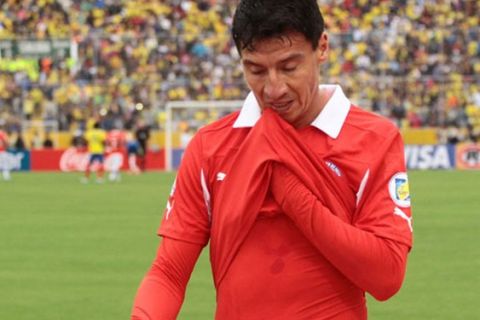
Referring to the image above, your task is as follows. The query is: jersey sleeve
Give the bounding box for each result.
[354,130,413,249]
[158,133,211,246]
[131,237,204,320]
[270,162,410,300]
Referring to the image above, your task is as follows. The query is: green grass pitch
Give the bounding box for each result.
[1,170,479,319]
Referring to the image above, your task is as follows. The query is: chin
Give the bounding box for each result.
[281,115,297,126]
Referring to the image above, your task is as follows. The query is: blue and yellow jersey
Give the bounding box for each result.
[85,128,107,154]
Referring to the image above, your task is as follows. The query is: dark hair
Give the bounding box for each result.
[232,0,324,54]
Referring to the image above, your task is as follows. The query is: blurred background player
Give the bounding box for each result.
[42,131,54,149]
[134,119,150,171]
[0,126,11,181]
[126,131,141,175]
[82,122,106,183]
[105,127,126,182]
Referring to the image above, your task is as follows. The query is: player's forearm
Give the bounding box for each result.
[131,272,184,320]
[272,169,408,301]
[131,238,203,319]
[286,192,407,300]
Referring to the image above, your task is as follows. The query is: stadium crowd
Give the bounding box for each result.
[0,0,479,145]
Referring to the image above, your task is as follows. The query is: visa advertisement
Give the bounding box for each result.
[404,143,479,170]
[404,144,456,170]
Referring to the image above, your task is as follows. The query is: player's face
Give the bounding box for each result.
[241,31,329,128]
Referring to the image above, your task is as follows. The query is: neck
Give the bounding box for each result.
[295,87,334,129]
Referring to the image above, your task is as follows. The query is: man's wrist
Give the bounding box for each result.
[271,164,306,211]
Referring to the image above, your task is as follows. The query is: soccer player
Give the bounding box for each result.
[132,1,413,319]
[134,119,150,171]
[105,127,126,181]
[0,126,11,181]
[83,122,107,183]
[126,131,141,175]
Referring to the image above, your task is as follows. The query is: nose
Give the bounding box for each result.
[264,70,288,101]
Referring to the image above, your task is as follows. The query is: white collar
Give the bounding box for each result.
[232,84,351,139]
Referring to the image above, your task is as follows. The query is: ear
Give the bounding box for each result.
[315,32,329,63]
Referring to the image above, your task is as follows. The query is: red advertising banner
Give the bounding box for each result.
[30,148,165,171]
[145,150,165,170]
[30,149,64,171]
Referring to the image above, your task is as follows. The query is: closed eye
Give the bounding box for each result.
[243,59,267,76]
[283,66,297,72]
[249,68,266,76]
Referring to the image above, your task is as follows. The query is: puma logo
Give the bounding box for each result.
[394,207,413,232]
[216,172,227,181]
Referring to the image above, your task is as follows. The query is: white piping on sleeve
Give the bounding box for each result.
[165,178,176,220]
[356,169,370,206]
[200,168,212,222]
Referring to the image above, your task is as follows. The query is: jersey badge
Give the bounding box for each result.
[325,160,342,177]
[388,172,410,208]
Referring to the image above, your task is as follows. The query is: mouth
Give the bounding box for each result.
[269,100,293,113]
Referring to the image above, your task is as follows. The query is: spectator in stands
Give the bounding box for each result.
[13,131,26,151]
[71,129,87,150]
[30,129,43,149]
[0,0,479,135]
[42,131,54,149]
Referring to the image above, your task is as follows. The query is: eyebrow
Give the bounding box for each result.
[243,53,304,67]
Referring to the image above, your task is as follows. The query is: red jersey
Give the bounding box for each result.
[106,129,126,152]
[151,85,412,319]
[0,130,8,152]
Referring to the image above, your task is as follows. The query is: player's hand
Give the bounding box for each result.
[270,163,312,215]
